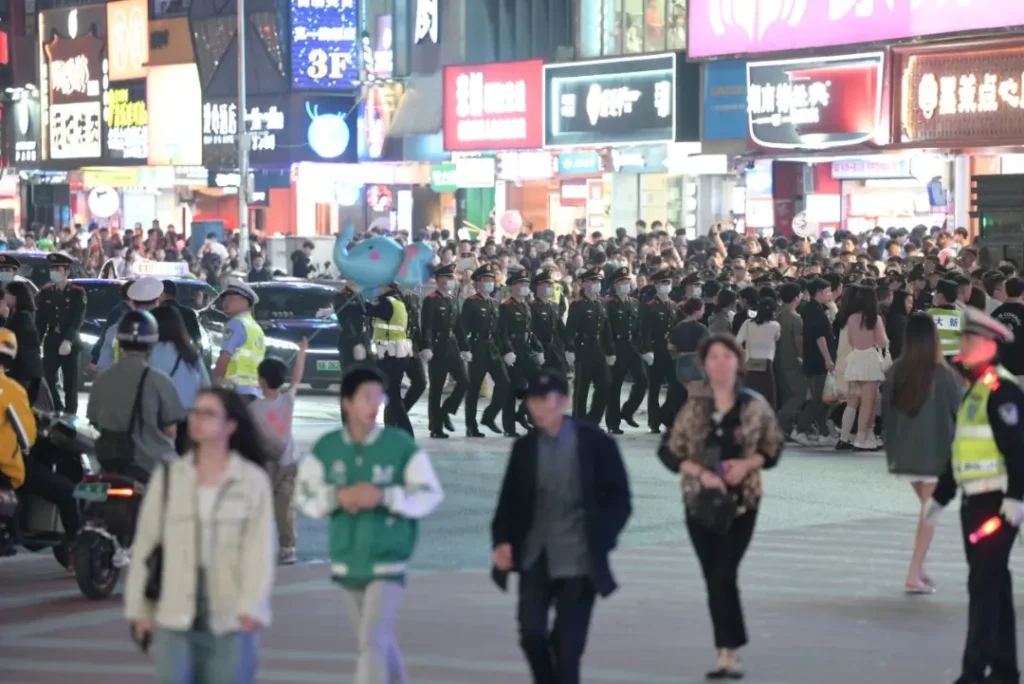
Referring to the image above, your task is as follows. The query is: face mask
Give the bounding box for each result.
[482,282,495,294]
[49,270,63,283]
[445,280,458,293]
[616,283,631,295]
[657,284,671,295]
[540,286,553,299]
[693,286,703,298]
[589,282,602,295]
[0,272,13,283]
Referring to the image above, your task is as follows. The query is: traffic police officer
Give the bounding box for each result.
[605,267,647,434]
[924,307,1024,684]
[639,268,681,433]
[212,279,266,404]
[37,253,86,415]
[498,269,545,437]
[420,263,469,439]
[381,282,427,418]
[529,270,568,374]
[0,253,20,284]
[928,278,964,358]
[97,277,164,372]
[371,284,414,435]
[459,265,509,438]
[565,267,614,423]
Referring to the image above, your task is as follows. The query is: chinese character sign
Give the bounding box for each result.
[201,98,288,166]
[746,53,884,150]
[105,80,149,160]
[291,0,359,90]
[543,55,677,148]
[442,60,544,152]
[901,48,1024,144]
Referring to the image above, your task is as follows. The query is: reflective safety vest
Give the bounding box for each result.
[225,312,266,389]
[928,307,964,356]
[951,366,1014,493]
[552,282,562,304]
[372,297,408,342]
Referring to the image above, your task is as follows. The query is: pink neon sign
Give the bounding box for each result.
[688,0,1024,59]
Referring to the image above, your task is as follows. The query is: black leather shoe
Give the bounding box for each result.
[429,431,449,439]
[443,414,455,432]
[608,428,624,435]
[516,414,531,430]
[482,418,502,435]
[466,428,485,438]
[623,416,639,428]
[648,427,661,435]
[503,431,521,438]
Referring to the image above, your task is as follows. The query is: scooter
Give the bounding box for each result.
[0,412,95,568]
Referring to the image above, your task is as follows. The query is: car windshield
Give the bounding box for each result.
[82,283,123,320]
[175,281,216,310]
[17,257,87,288]
[251,286,335,320]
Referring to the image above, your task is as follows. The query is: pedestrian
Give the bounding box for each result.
[124,387,275,684]
[490,368,632,684]
[840,285,890,451]
[212,280,266,404]
[565,267,614,424]
[775,283,807,437]
[37,252,87,415]
[793,277,836,446]
[922,308,1024,684]
[0,278,44,404]
[663,334,783,679]
[499,269,546,437]
[295,365,444,684]
[736,297,780,406]
[605,266,647,434]
[639,268,680,433]
[880,312,961,594]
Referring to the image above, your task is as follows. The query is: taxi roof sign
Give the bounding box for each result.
[130,259,189,278]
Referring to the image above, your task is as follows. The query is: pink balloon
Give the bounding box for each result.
[500,211,523,236]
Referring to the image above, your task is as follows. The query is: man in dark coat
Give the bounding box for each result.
[491,369,632,684]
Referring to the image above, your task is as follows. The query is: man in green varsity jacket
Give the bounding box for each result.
[296,365,444,684]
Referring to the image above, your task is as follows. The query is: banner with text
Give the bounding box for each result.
[442,60,544,152]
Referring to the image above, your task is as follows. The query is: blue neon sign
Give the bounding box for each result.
[290,0,360,90]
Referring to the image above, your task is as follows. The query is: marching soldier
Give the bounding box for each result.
[923,308,1024,684]
[565,267,614,424]
[332,281,372,368]
[530,270,568,374]
[639,269,681,434]
[37,253,86,415]
[420,263,469,439]
[605,267,647,434]
[498,270,545,437]
[460,265,510,438]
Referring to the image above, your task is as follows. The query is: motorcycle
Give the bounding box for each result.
[0,411,95,569]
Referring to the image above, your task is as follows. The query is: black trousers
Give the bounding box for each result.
[959,492,1019,682]
[20,459,80,539]
[465,347,509,430]
[647,350,682,431]
[427,354,468,433]
[572,352,609,424]
[503,355,539,433]
[403,355,427,413]
[517,558,597,684]
[378,355,413,436]
[687,509,758,650]
[606,348,647,431]
[42,336,79,415]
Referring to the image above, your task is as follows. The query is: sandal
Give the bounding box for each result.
[905,580,936,595]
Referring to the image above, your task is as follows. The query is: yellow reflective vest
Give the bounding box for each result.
[372,297,408,342]
[928,306,964,357]
[952,366,1014,495]
[225,312,266,389]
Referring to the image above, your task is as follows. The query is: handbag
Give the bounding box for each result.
[691,444,737,534]
[143,463,171,601]
[746,357,770,373]
[95,368,150,468]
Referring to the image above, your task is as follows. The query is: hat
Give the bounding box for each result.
[681,273,700,285]
[963,307,1014,343]
[0,254,21,269]
[47,252,74,267]
[610,266,630,283]
[126,276,163,303]
[506,269,530,286]
[220,278,260,305]
[471,265,494,281]
[532,270,554,288]
[517,368,570,399]
[432,263,456,278]
[651,268,673,283]
[580,267,603,282]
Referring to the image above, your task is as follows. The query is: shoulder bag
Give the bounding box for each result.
[143,462,170,601]
[95,368,150,468]
[691,443,737,534]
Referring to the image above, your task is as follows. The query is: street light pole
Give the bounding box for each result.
[236,0,250,269]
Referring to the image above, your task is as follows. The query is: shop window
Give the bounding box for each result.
[587,0,672,56]
[666,0,686,50]
[600,0,622,56]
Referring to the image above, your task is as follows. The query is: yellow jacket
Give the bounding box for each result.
[0,371,35,488]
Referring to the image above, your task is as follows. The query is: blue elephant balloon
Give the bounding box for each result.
[333,221,434,294]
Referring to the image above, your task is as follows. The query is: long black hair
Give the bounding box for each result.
[152,304,200,366]
[4,281,36,312]
[753,297,777,324]
[196,387,269,469]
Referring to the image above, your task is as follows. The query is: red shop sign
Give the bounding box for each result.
[443,59,544,152]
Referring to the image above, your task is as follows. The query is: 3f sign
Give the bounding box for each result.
[306,48,351,81]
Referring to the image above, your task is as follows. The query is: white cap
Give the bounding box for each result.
[220,277,259,305]
[127,276,164,303]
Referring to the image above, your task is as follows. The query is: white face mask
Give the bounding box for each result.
[657,284,671,295]
[589,282,601,295]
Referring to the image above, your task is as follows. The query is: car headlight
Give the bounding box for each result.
[266,337,300,351]
[79,333,99,346]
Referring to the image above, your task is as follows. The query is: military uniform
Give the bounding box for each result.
[459,265,509,437]
[640,269,682,432]
[530,271,569,374]
[605,267,647,433]
[927,308,1024,684]
[36,253,86,414]
[565,267,614,424]
[333,285,372,368]
[498,270,544,436]
[420,264,469,438]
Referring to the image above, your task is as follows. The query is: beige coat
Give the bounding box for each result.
[123,453,276,636]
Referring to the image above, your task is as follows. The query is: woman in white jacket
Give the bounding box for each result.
[124,387,276,684]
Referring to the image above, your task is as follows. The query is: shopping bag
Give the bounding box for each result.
[822,371,840,404]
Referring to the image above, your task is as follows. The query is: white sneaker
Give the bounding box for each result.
[278,547,297,565]
[817,434,838,447]
[790,431,817,446]
[853,435,881,451]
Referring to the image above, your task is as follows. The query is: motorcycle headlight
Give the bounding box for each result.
[266,337,300,351]
[79,333,99,347]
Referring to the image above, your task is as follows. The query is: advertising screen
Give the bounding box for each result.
[147,64,203,166]
[291,0,359,90]
[442,60,544,152]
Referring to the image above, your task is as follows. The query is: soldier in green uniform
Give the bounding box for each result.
[37,253,86,415]
[498,270,545,437]
[332,282,372,368]
[605,267,647,434]
[565,267,614,424]
[420,263,469,439]
[459,265,509,438]
[639,268,681,434]
[529,270,568,374]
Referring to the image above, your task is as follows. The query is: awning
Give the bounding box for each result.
[387,73,443,138]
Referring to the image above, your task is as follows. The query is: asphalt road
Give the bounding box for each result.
[0,389,1013,683]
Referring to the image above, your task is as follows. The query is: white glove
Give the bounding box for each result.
[58,340,72,356]
[641,352,655,365]
[1001,498,1024,527]
[921,498,945,528]
[566,352,576,365]
[503,352,517,366]
[420,349,434,363]
[460,351,473,362]
[353,344,367,361]
[316,306,334,319]
[532,352,545,364]
[606,355,616,366]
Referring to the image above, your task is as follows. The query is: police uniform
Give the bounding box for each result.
[387,284,427,417]
[37,253,86,414]
[605,267,647,433]
[929,279,964,358]
[565,267,614,424]
[420,264,469,438]
[371,286,414,436]
[498,270,544,437]
[529,270,569,374]
[217,281,266,403]
[639,269,682,433]
[98,277,164,371]
[459,265,510,438]
[928,308,1024,684]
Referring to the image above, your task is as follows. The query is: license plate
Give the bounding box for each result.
[316,360,341,372]
[73,482,109,503]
